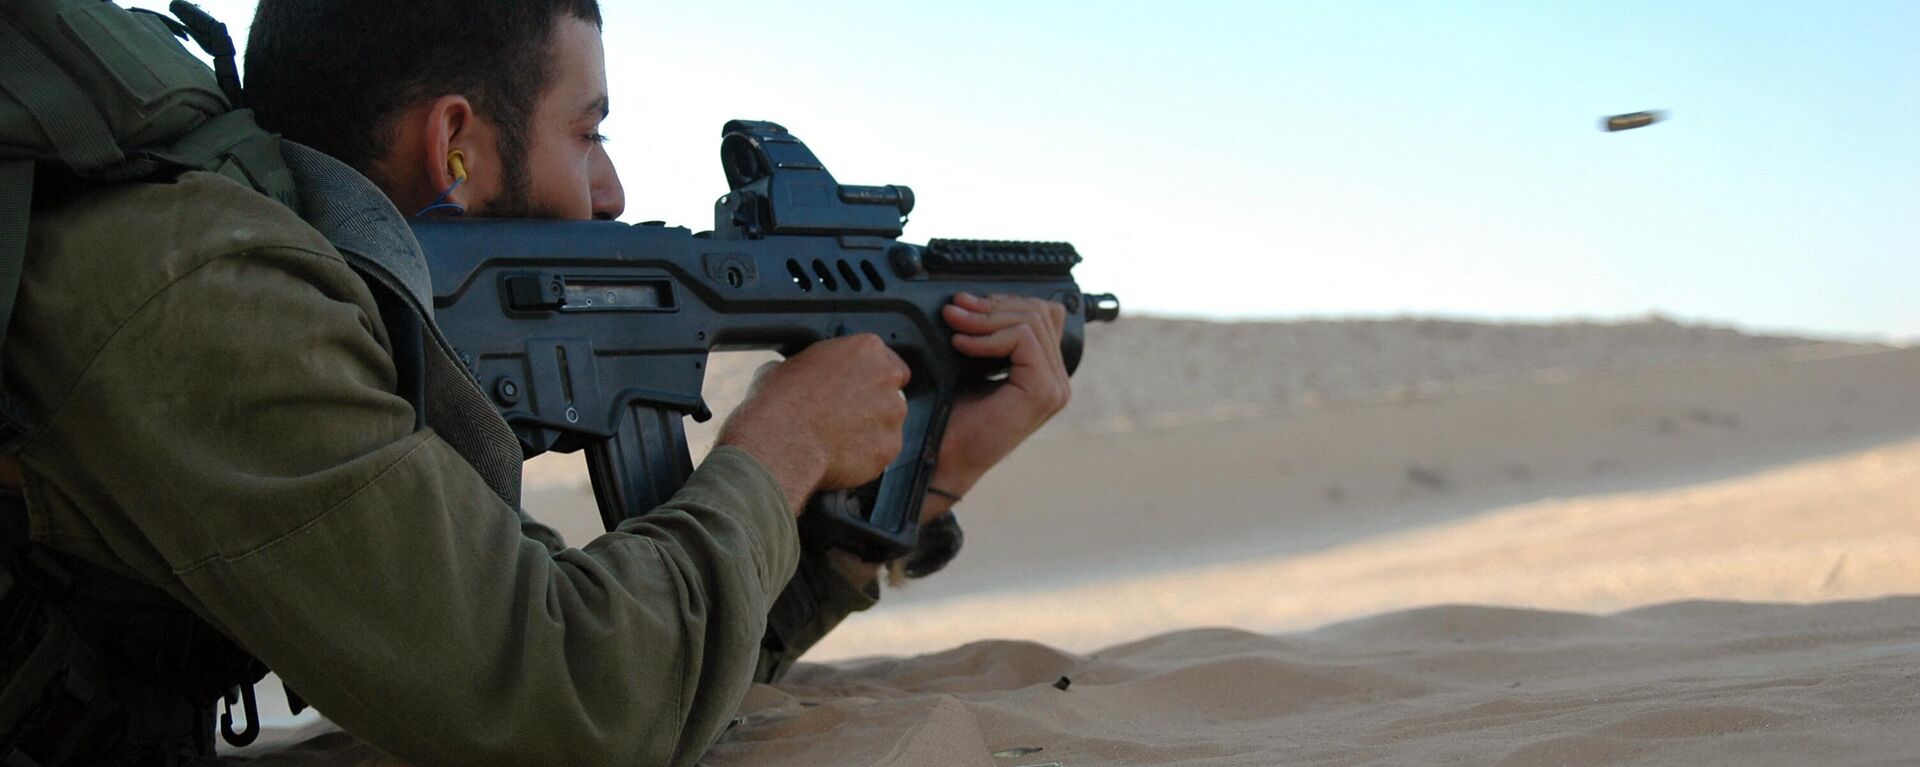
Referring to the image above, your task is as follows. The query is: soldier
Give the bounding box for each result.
[0,0,1069,763]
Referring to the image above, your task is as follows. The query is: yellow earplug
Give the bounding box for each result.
[448,150,468,182]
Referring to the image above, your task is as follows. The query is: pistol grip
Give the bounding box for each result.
[798,385,950,562]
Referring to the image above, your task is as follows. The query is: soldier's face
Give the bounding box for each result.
[477,17,625,221]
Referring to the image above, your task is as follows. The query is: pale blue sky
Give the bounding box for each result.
[147,1,1920,339]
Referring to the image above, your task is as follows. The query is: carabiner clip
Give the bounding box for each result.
[221,682,261,747]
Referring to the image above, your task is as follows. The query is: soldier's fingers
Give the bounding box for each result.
[839,333,910,388]
[871,343,912,389]
[944,298,1061,345]
[954,324,1069,416]
[958,324,1061,400]
[948,295,1070,388]
[978,294,1068,377]
[950,323,1040,365]
[941,302,1050,336]
[982,294,1066,347]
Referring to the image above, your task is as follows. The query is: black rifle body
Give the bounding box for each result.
[412,122,1113,560]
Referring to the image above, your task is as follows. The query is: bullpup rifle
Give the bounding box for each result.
[413,120,1118,562]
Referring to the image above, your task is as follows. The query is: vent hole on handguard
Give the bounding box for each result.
[861,260,887,291]
[836,260,863,292]
[786,259,812,291]
[812,259,839,291]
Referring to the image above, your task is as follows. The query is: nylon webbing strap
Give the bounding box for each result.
[147,109,253,171]
[0,161,30,397]
[147,110,299,210]
[0,20,124,175]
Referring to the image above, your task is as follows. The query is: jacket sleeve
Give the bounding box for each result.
[756,546,881,682]
[17,244,798,765]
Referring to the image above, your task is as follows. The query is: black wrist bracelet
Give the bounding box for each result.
[926,486,963,504]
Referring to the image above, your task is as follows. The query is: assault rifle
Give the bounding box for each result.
[412,121,1118,561]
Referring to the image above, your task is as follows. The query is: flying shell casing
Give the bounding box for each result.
[1601,110,1667,132]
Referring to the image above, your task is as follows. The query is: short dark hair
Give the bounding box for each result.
[244,0,602,206]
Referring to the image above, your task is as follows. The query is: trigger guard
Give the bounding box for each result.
[799,487,914,563]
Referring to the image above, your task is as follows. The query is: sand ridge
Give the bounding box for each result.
[805,432,1920,662]
[707,598,1920,766]
[1053,316,1877,433]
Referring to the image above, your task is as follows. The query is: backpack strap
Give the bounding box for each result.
[0,19,122,175]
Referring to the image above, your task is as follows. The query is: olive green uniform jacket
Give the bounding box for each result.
[6,160,873,764]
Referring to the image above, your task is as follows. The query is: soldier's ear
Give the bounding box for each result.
[420,94,509,215]
[372,93,503,216]
[423,94,478,191]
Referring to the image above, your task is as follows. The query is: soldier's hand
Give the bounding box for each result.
[718,334,911,514]
[925,292,1072,518]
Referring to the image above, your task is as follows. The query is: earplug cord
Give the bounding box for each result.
[414,150,469,217]
[414,176,466,217]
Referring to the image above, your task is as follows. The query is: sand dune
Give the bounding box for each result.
[699,324,1920,765]
[1051,316,1874,433]
[865,342,1920,609]
[708,598,1920,766]
[807,433,1920,661]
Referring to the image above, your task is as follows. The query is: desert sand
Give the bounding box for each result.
[696,323,1920,765]
[798,335,1920,657]
[708,597,1920,766]
[237,318,1920,765]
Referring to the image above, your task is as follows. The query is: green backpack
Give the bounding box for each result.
[0,2,297,761]
[0,0,295,443]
